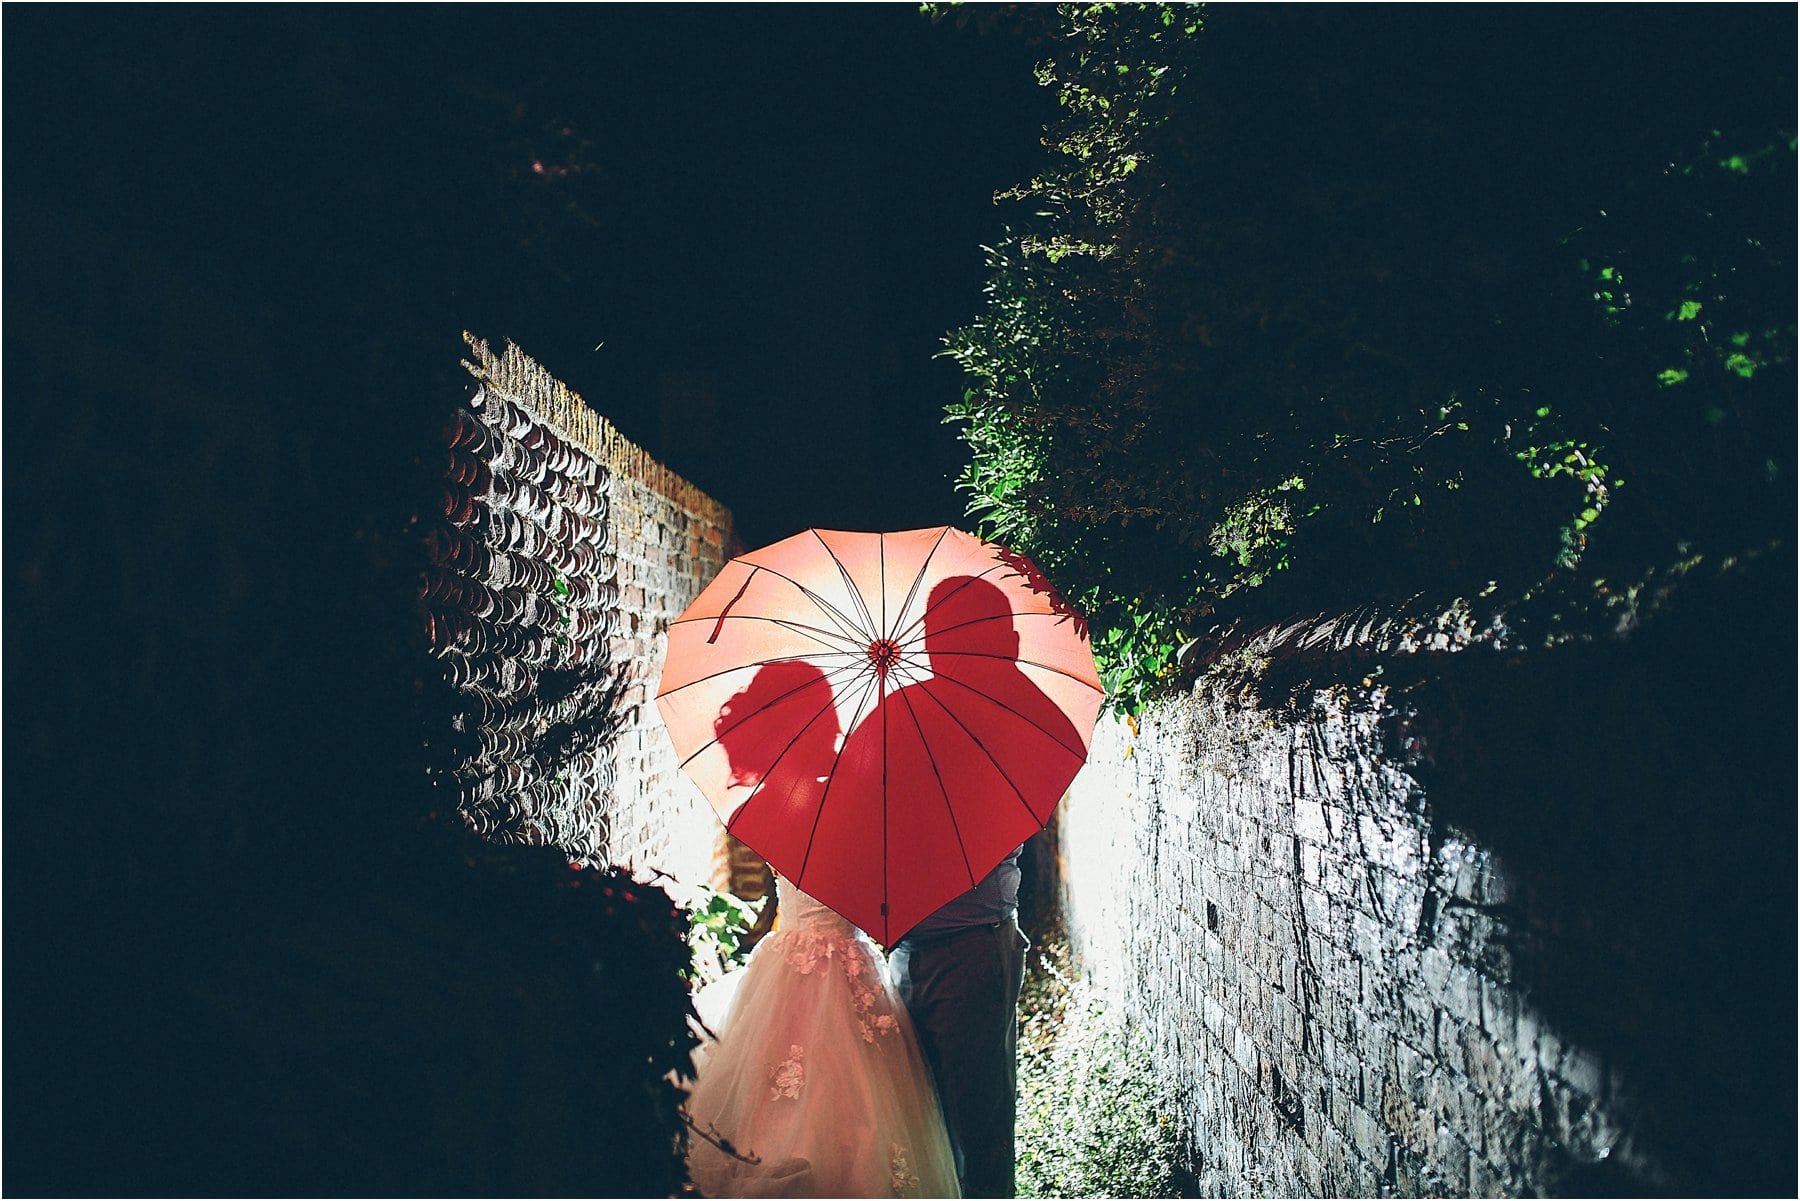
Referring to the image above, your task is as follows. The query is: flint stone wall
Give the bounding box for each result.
[1060,571,1793,1198]
[433,336,736,886]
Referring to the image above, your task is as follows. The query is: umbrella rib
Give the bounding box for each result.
[888,526,952,640]
[794,664,885,887]
[920,669,1092,762]
[910,679,1042,829]
[739,561,872,647]
[657,649,866,706]
[809,530,878,644]
[880,611,889,943]
[888,562,1012,645]
[893,610,1011,653]
[885,656,930,691]
[894,682,978,892]
[667,613,868,656]
[906,649,1106,696]
[681,657,871,769]
[722,679,849,837]
[900,612,1094,648]
[877,534,888,939]
[895,609,1090,653]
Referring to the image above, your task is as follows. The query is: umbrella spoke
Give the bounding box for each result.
[918,669,1092,763]
[658,651,867,709]
[908,680,1041,829]
[808,530,879,644]
[893,684,977,891]
[794,662,886,885]
[892,610,1004,651]
[901,648,1106,696]
[884,655,931,692]
[669,612,869,656]
[722,680,846,833]
[887,526,952,641]
[676,659,871,770]
[740,561,873,647]
[762,617,872,654]
[888,563,1011,645]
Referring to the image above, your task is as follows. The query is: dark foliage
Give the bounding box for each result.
[940,4,1796,708]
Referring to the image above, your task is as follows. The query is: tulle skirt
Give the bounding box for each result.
[685,925,960,1198]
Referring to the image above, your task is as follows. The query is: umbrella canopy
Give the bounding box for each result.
[656,526,1103,944]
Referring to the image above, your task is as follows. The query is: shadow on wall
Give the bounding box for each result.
[1062,547,1796,1197]
[1391,555,1797,1197]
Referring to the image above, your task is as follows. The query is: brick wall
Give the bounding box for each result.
[1058,574,1794,1198]
[1065,688,1620,1196]
[432,337,737,886]
[603,433,738,885]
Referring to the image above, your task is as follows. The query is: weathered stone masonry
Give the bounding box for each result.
[603,415,738,886]
[1060,575,1794,1199]
[427,336,736,886]
[1067,688,1616,1197]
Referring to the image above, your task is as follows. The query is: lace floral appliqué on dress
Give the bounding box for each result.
[769,1045,806,1101]
[890,1142,922,1198]
[683,877,960,1197]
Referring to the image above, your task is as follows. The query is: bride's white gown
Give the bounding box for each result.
[685,878,960,1198]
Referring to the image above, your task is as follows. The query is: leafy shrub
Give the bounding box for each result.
[1016,935,1187,1198]
[937,5,1795,710]
[669,879,769,986]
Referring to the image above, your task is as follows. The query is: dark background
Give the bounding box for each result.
[4,6,1054,1194]
[4,4,1794,1196]
[5,4,1052,549]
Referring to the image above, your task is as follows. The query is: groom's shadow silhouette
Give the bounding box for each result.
[814,574,1090,943]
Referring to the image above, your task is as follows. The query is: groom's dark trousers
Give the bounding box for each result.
[889,917,1029,1198]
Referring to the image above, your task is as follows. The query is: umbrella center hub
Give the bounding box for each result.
[866,637,903,677]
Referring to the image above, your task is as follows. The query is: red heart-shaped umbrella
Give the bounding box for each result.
[655,526,1103,944]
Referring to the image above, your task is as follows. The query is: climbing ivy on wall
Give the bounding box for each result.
[934,4,1796,711]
